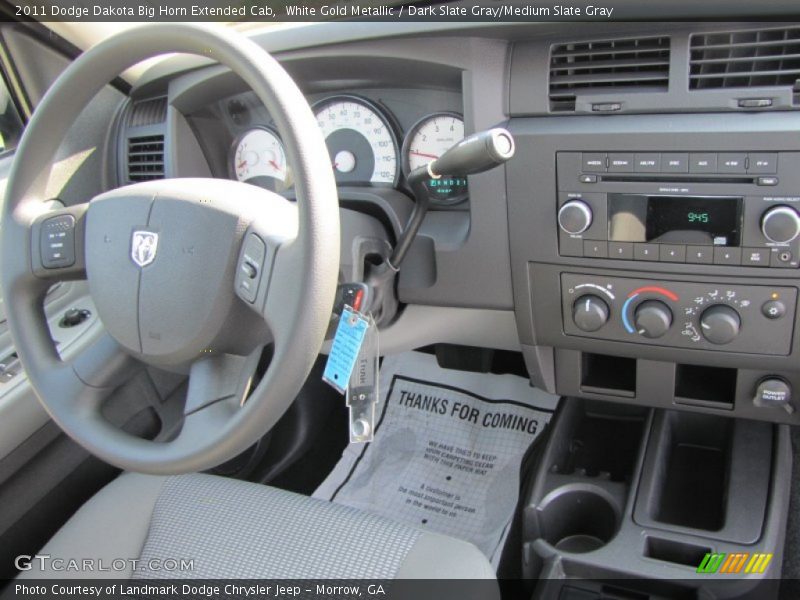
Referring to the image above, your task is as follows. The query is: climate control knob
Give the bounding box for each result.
[558,200,593,235]
[633,300,673,338]
[761,205,800,244]
[572,294,609,332]
[700,304,741,345]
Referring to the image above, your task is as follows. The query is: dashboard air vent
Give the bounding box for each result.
[690,27,800,94]
[127,135,164,182]
[128,97,167,127]
[549,36,671,111]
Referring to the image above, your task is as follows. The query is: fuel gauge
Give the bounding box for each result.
[230,127,291,192]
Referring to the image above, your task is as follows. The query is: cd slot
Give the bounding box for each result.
[600,174,754,185]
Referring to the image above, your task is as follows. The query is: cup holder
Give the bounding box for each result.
[537,485,620,553]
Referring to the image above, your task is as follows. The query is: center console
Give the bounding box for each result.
[521,398,790,599]
[506,112,800,426]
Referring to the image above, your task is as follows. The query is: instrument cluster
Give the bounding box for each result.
[227,94,468,205]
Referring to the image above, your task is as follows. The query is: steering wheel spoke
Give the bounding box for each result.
[233,193,300,338]
[184,350,262,415]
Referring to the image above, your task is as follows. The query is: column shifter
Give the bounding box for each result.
[361,128,516,325]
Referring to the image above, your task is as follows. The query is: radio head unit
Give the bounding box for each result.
[556,151,800,269]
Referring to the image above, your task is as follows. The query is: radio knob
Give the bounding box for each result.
[572,294,609,332]
[558,200,593,235]
[633,300,673,338]
[761,205,800,244]
[700,304,741,345]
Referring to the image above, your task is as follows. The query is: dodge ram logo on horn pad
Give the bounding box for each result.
[131,231,159,267]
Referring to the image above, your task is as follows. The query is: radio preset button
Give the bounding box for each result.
[661,153,689,173]
[634,243,659,261]
[660,245,686,263]
[558,200,593,235]
[748,153,778,174]
[686,246,713,264]
[608,242,633,259]
[608,153,634,172]
[583,240,608,258]
[689,153,718,173]
[713,247,742,265]
[582,153,607,172]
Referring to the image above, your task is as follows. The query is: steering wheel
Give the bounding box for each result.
[0,24,340,474]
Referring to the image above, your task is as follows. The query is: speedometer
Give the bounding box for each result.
[402,112,468,205]
[231,127,290,192]
[313,96,399,186]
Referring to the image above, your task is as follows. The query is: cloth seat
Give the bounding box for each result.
[19,472,497,585]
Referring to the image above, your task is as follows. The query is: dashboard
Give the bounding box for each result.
[114,20,800,427]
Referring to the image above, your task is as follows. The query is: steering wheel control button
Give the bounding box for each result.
[572,295,609,332]
[40,214,76,268]
[0,352,21,383]
[236,234,266,304]
[242,261,258,279]
[762,300,786,320]
[59,308,91,328]
[754,377,794,414]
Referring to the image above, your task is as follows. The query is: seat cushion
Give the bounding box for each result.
[18,473,496,581]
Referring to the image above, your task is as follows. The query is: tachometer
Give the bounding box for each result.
[231,127,290,192]
[313,96,399,186]
[402,112,468,205]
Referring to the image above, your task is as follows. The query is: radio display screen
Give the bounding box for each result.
[608,194,743,246]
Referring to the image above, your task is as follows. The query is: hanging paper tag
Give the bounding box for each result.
[323,306,369,394]
[346,319,379,443]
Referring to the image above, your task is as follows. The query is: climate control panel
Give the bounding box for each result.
[561,273,797,355]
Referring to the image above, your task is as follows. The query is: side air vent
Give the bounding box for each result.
[127,135,164,182]
[128,97,167,127]
[549,37,671,111]
[690,27,800,96]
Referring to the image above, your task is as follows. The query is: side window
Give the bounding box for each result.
[0,73,23,154]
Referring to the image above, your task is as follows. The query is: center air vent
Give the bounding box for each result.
[127,135,164,182]
[549,37,671,112]
[690,27,800,94]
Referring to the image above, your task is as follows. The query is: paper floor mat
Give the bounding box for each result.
[314,351,559,567]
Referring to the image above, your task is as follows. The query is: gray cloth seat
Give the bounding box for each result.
[19,472,497,582]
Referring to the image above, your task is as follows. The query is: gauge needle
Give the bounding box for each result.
[237,160,248,169]
[411,151,439,160]
[268,159,282,172]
